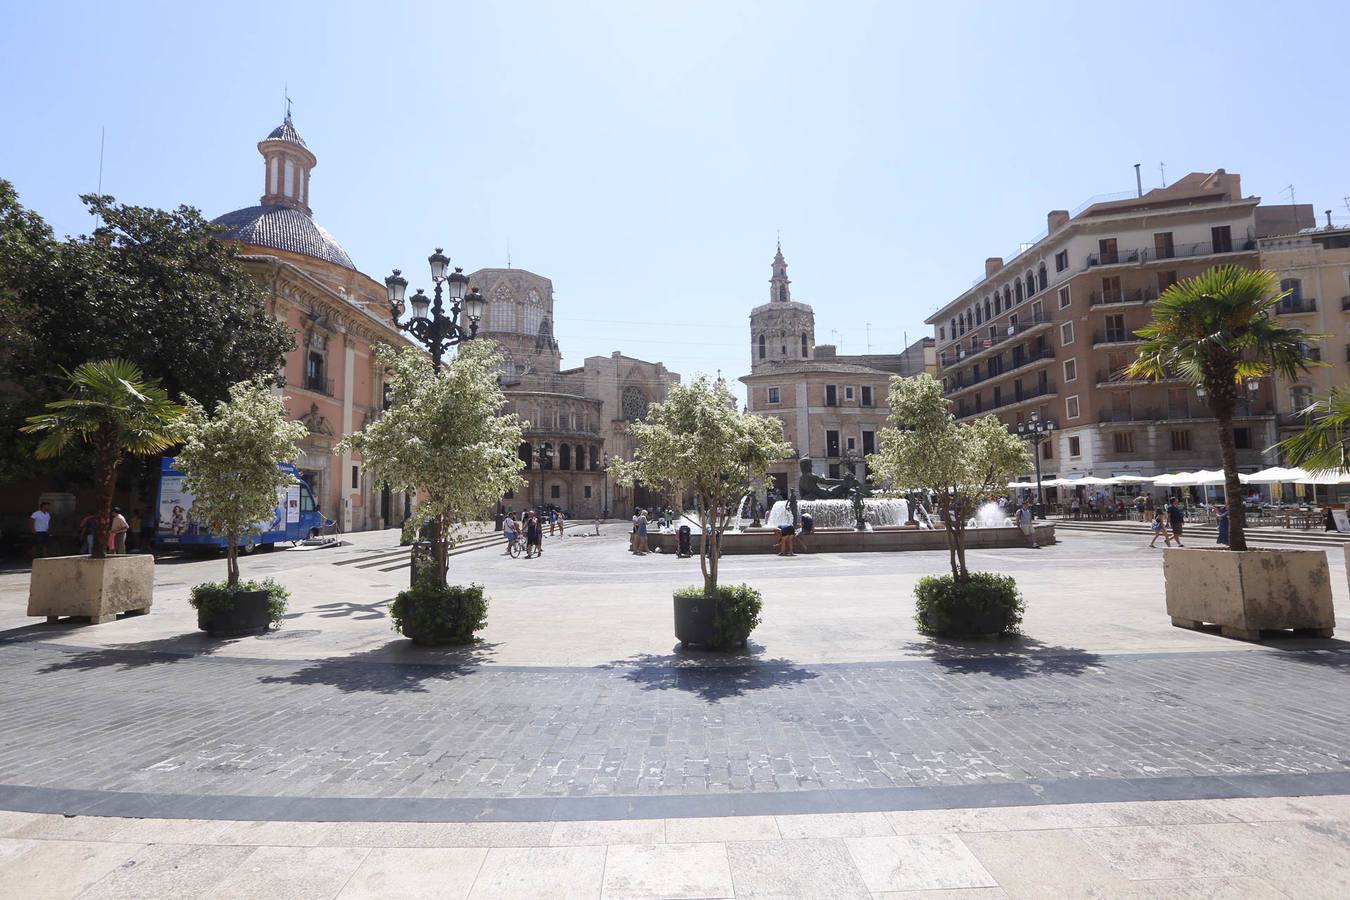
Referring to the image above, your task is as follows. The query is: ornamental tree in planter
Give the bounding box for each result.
[1129,266,1334,639]
[21,360,182,623]
[174,378,307,635]
[610,375,790,649]
[868,374,1030,638]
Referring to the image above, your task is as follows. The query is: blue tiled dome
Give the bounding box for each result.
[212,205,355,270]
[265,117,307,148]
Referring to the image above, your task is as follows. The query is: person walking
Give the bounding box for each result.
[1149,508,1171,548]
[1166,497,1186,547]
[1216,504,1230,546]
[109,507,130,555]
[548,509,559,536]
[630,508,640,553]
[1016,499,1039,548]
[502,513,518,555]
[78,511,97,556]
[1134,494,1147,522]
[525,512,543,558]
[635,509,649,555]
[29,501,52,559]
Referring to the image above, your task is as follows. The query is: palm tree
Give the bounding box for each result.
[21,360,183,559]
[1273,385,1350,473]
[1127,266,1314,551]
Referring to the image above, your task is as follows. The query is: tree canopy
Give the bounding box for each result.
[339,341,525,584]
[174,379,308,585]
[868,373,1029,580]
[610,375,791,594]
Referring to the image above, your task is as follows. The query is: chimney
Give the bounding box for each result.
[1047,210,1070,232]
[984,257,1004,278]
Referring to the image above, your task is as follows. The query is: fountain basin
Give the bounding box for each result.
[648,523,1055,555]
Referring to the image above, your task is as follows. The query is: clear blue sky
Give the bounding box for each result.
[4,1,1349,403]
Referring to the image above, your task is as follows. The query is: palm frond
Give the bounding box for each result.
[21,359,183,460]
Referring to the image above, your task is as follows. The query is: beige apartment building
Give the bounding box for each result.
[926,170,1322,487]
[742,246,933,498]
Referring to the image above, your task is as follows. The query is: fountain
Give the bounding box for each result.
[968,501,1013,529]
[764,498,909,530]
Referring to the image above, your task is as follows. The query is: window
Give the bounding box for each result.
[1038,263,1048,291]
[1032,299,1044,321]
[758,334,765,359]
[306,352,326,393]
[1058,286,1071,309]
[1104,313,1126,343]
[1101,275,1122,302]
[1233,427,1252,449]
[300,487,316,512]
[861,385,873,407]
[1025,273,1036,297]
[1170,430,1192,451]
[767,387,781,404]
[1063,359,1077,382]
[1290,385,1313,413]
[1014,280,1024,303]
[559,444,571,470]
[550,484,561,499]
[975,304,982,325]
[992,386,1001,406]
[846,436,856,451]
[351,465,359,490]
[984,298,992,321]
[801,333,809,357]
[825,385,838,407]
[1060,321,1075,345]
[826,429,840,457]
[1279,278,1303,309]
[1158,270,1178,292]
[1098,238,1119,264]
[1068,436,1081,457]
[1065,395,1080,419]
[1041,441,1054,460]
[1211,225,1233,253]
[1003,286,1012,308]
[949,318,956,338]
[844,386,855,402]
[1153,231,1174,259]
[862,430,875,455]
[583,485,592,499]
[1055,249,1069,272]
[1113,432,1135,453]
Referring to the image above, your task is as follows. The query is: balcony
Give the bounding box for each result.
[944,348,1055,397]
[1085,238,1256,268]
[1088,287,1157,307]
[1274,298,1318,315]
[937,314,1051,368]
[1096,403,1273,424]
[956,382,1057,419]
[304,375,335,397]
[1092,330,1140,347]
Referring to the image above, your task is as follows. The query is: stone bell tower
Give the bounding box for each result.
[749,243,815,372]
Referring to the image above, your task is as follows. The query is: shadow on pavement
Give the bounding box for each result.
[603,648,821,702]
[256,639,500,694]
[310,598,393,621]
[36,632,230,673]
[900,636,1106,679]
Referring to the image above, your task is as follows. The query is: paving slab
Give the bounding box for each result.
[600,841,734,900]
[336,847,487,900]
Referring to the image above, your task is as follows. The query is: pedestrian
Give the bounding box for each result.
[502,513,518,554]
[109,507,130,555]
[1134,494,1147,522]
[796,512,813,553]
[1216,504,1230,546]
[29,501,52,559]
[78,510,96,556]
[635,509,649,555]
[776,521,796,556]
[556,510,566,535]
[1071,495,1081,520]
[630,508,640,553]
[1148,508,1171,548]
[526,512,543,558]
[548,508,558,536]
[1166,497,1186,547]
[1144,493,1155,515]
[1016,498,1039,548]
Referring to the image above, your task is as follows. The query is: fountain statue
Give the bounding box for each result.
[798,458,850,500]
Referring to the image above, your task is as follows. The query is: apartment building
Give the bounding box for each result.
[926,169,1316,484]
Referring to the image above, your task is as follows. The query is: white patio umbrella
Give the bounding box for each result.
[1295,469,1350,485]
[1107,475,1153,484]
[1242,466,1308,484]
[1150,472,1193,487]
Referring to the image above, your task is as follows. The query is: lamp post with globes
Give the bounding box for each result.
[385,248,486,374]
[1016,412,1056,517]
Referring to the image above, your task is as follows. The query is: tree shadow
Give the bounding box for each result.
[37,631,230,673]
[256,639,500,694]
[899,636,1106,680]
[1260,635,1350,670]
[310,598,393,621]
[601,647,821,702]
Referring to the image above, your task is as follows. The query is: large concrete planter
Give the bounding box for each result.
[28,554,153,624]
[1164,547,1334,641]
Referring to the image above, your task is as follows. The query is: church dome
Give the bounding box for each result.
[211,204,355,270]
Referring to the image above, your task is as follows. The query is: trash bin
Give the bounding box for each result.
[409,540,435,587]
[677,525,691,558]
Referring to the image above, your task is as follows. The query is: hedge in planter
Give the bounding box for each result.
[391,578,488,646]
[914,572,1023,639]
[190,578,289,635]
[674,583,763,650]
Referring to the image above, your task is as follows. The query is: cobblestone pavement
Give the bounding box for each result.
[2,636,1347,810]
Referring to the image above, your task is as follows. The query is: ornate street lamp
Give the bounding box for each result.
[532,443,554,507]
[385,249,486,374]
[1015,412,1056,516]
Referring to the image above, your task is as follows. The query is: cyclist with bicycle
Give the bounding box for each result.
[503,513,520,557]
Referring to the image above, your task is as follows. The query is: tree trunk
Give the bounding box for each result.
[1213,399,1247,551]
[940,497,959,579]
[90,434,119,561]
[433,515,449,585]
[697,498,715,595]
[225,531,239,586]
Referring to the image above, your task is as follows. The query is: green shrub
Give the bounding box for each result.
[189,578,289,630]
[914,572,1023,638]
[390,578,488,646]
[675,582,763,650]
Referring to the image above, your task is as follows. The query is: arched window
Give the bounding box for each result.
[975,304,982,325]
[590,446,599,471]
[801,333,808,357]
[1014,281,1023,304]
[622,386,647,422]
[778,283,788,302]
[757,334,765,359]
[541,442,554,469]
[1038,263,1048,291]
[1025,273,1035,297]
[1003,286,1012,307]
[559,444,571,470]
[949,318,956,338]
[519,441,532,469]
[984,298,992,321]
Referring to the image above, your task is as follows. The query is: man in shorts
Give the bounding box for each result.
[1016,499,1039,548]
[29,502,51,559]
[1166,498,1186,547]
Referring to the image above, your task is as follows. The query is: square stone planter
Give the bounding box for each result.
[1163,547,1334,641]
[28,554,154,624]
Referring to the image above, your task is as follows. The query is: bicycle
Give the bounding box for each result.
[506,534,522,558]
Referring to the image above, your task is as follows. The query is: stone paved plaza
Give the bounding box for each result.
[1,527,1348,896]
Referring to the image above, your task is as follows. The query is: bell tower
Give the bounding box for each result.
[750,244,815,373]
[769,242,791,303]
[258,111,317,215]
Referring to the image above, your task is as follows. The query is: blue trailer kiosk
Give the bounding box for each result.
[155,457,330,553]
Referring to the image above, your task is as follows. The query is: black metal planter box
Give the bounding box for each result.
[673,592,717,649]
[198,590,273,636]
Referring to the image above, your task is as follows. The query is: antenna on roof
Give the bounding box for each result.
[506,237,511,269]
[1159,161,1167,187]
[1134,163,1142,198]
[93,125,105,228]
[1283,184,1297,209]
[866,322,872,353]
